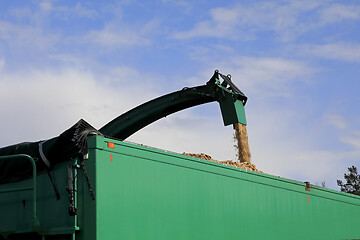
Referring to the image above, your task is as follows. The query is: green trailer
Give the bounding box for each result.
[1,71,360,239]
[1,136,360,239]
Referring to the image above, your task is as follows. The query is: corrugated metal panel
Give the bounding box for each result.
[81,136,360,240]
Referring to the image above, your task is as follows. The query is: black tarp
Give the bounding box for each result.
[0,119,102,184]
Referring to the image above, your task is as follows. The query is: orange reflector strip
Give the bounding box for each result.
[107,142,115,148]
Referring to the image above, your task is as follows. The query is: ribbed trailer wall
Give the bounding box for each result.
[1,135,360,239]
[81,136,360,240]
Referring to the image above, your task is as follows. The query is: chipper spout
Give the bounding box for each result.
[219,98,247,126]
[208,71,251,163]
[100,70,248,140]
[211,71,247,126]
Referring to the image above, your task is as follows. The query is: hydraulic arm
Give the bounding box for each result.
[100,70,248,140]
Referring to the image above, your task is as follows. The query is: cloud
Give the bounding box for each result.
[8,7,33,20]
[161,0,192,12]
[172,5,249,40]
[228,57,313,90]
[85,19,159,49]
[72,3,98,18]
[319,3,360,25]
[246,106,360,189]
[0,20,58,50]
[1,2,157,56]
[0,66,161,146]
[299,42,360,62]
[172,2,311,40]
[341,136,360,149]
[324,114,347,130]
[172,2,360,41]
[189,56,315,97]
[87,25,150,48]
[37,0,98,18]
[39,0,53,13]
[0,58,4,71]
[0,2,97,53]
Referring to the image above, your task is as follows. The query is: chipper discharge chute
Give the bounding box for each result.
[0,70,248,184]
[99,70,251,163]
[99,70,247,139]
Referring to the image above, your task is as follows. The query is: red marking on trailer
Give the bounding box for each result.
[110,153,113,162]
[307,195,309,203]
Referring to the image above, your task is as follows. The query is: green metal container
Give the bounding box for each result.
[1,135,360,239]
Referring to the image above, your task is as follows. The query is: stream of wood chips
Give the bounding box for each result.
[233,122,251,164]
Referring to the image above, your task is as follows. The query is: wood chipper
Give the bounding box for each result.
[1,71,360,240]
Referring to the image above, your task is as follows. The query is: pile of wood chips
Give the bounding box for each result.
[182,153,263,173]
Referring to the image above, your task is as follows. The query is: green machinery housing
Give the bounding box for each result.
[1,71,360,239]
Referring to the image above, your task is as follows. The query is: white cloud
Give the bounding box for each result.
[47,54,89,67]
[232,57,312,85]
[0,3,155,52]
[338,128,360,150]
[191,56,315,97]
[9,7,32,20]
[37,1,98,18]
[319,4,360,25]
[87,26,150,47]
[324,114,347,130]
[0,20,58,49]
[161,0,192,12]
[85,19,159,49]
[0,58,4,71]
[300,42,360,62]
[172,2,360,41]
[341,136,360,149]
[73,3,98,18]
[172,2,313,41]
[246,106,360,190]
[0,66,160,146]
[172,5,248,40]
[39,0,53,13]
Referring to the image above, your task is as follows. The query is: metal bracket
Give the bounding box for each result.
[212,70,248,106]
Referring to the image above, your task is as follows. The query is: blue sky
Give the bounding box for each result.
[0,0,359,190]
